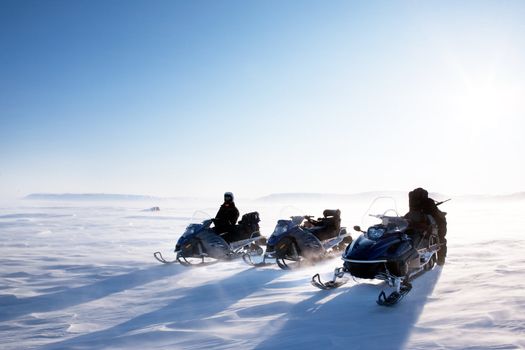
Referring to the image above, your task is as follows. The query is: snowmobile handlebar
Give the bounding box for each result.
[368,214,385,219]
[304,215,320,225]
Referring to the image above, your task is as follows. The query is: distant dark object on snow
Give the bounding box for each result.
[144,206,160,212]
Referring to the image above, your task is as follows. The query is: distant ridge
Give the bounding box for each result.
[24,191,524,202]
[457,192,525,201]
[24,193,161,201]
[257,191,418,202]
[256,191,524,202]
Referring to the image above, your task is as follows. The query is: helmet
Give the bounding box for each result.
[224,192,234,202]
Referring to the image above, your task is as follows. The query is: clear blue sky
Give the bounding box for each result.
[1,0,524,199]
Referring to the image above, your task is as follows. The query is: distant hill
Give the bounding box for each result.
[24,193,161,201]
[256,191,436,203]
[23,193,210,202]
[458,192,525,201]
[24,191,524,202]
[257,191,525,203]
[506,192,525,200]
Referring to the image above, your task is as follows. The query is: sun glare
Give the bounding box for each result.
[455,82,519,138]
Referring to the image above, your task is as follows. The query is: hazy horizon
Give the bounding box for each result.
[16,189,525,202]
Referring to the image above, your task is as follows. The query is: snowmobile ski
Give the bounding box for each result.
[242,252,275,267]
[376,281,412,306]
[311,272,349,290]
[153,251,178,264]
[176,252,219,267]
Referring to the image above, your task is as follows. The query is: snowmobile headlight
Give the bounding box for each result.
[367,227,385,240]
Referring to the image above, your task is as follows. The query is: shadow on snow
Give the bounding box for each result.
[42,267,281,349]
[254,267,443,350]
[0,264,185,322]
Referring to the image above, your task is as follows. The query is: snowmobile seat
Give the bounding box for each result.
[323,209,341,218]
[239,212,260,226]
[307,209,341,241]
[229,212,261,242]
[319,209,341,231]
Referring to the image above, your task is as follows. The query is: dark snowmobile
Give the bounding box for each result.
[311,200,448,306]
[154,212,265,266]
[244,209,352,270]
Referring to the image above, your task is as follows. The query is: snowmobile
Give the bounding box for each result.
[154,211,266,266]
[311,198,448,306]
[244,209,353,270]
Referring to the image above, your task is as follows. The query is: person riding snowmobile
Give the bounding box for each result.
[214,192,240,243]
[404,187,447,265]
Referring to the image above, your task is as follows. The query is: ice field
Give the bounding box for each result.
[1,196,524,349]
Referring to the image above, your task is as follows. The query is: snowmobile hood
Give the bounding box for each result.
[267,224,301,247]
[343,233,403,261]
[175,219,212,251]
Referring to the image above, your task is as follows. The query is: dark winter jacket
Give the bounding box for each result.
[404,187,447,237]
[404,187,448,264]
[214,202,239,234]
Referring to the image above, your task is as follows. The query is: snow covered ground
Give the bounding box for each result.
[1,197,524,349]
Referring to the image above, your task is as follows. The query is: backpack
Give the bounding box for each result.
[237,212,261,238]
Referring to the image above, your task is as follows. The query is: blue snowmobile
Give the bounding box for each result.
[154,212,266,266]
[311,198,448,306]
[244,209,352,269]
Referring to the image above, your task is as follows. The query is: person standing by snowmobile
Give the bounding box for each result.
[404,187,448,265]
[214,192,240,242]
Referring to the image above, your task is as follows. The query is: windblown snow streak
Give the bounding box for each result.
[0,199,523,349]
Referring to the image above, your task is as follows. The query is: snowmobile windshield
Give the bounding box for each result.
[382,217,409,233]
[278,205,305,221]
[290,216,305,226]
[181,210,213,237]
[271,216,304,236]
[181,223,204,238]
[362,197,402,230]
[272,221,290,236]
[191,210,212,223]
[269,206,305,237]
[366,217,409,239]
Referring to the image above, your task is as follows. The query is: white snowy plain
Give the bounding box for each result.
[1,198,524,350]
